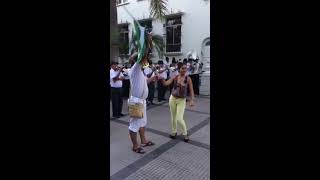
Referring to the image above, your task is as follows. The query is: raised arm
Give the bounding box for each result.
[187,76,195,106]
[158,68,167,74]
[161,76,175,86]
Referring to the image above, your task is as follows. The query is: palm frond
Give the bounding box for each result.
[110,30,119,46]
[128,33,137,54]
[149,0,168,21]
[129,29,164,59]
[151,34,164,58]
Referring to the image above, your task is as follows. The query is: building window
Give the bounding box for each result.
[116,0,128,5]
[138,19,153,33]
[119,25,129,55]
[165,16,182,53]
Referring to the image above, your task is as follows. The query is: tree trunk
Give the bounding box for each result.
[110,0,119,63]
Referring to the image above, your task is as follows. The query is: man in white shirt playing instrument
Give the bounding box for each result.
[169,59,178,94]
[192,58,201,95]
[157,60,168,102]
[143,60,156,106]
[110,61,125,118]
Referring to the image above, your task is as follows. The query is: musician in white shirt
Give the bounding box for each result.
[164,56,170,68]
[157,60,168,102]
[169,59,178,94]
[192,58,201,95]
[186,58,194,75]
[110,61,125,118]
[143,61,156,105]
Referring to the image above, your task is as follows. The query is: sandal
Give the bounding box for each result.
[169,133,177,139]
[141,141,155,147]
[132,147,146,154]
[183,136,190,142]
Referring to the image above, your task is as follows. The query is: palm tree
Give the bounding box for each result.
[149,0,168,21]
[110,0,119,63]
[110,0,168,62]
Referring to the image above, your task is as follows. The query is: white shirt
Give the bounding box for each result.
[122,68,130,79]
[110,68,123,88]
[193,63,200,74]
[170,68,179,78]
[143,67,154,78]
[159,67,167,79]
[164,60,170,68]
[129,63,148,99]
[186,63,190,69]
[187,63,193,75]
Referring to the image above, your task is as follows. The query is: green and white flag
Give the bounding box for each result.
[132,21,146,63]
[123,6,147,64]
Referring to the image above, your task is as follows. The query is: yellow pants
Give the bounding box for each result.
[169,95,188,135]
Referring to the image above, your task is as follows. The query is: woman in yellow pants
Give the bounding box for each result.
[159,62,195,142]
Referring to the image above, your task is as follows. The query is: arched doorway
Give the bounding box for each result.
[201,37,210,72]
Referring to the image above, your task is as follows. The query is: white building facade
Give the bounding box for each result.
[116,0,210,71]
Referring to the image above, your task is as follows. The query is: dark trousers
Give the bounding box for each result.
[111,87,123,117]
[158,81,167,101]
[147,82,155,103]
[188,74,194,96]
[122,79,130,98]
[188,74,200,95]
[193,74,200,95]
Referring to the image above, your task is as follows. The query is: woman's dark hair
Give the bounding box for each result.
[177,62,184,70]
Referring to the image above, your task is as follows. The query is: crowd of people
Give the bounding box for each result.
[110,54,202,153]
[110,56,203,111]
[111,56,203,105]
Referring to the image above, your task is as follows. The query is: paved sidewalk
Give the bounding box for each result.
[110,95,211,180]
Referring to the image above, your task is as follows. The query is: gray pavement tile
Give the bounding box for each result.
[110,89,210,118]
[117,105,210,136]
[112,116,211,151]
[110,92,211,179]
[199,74,210,96]
[111,140,181,180]
[124,142,210,180]
[190,123,210,146]
[185,97,211,114]
[154,105,209,135]
[158,96,210,115]
[110,121,171,176]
